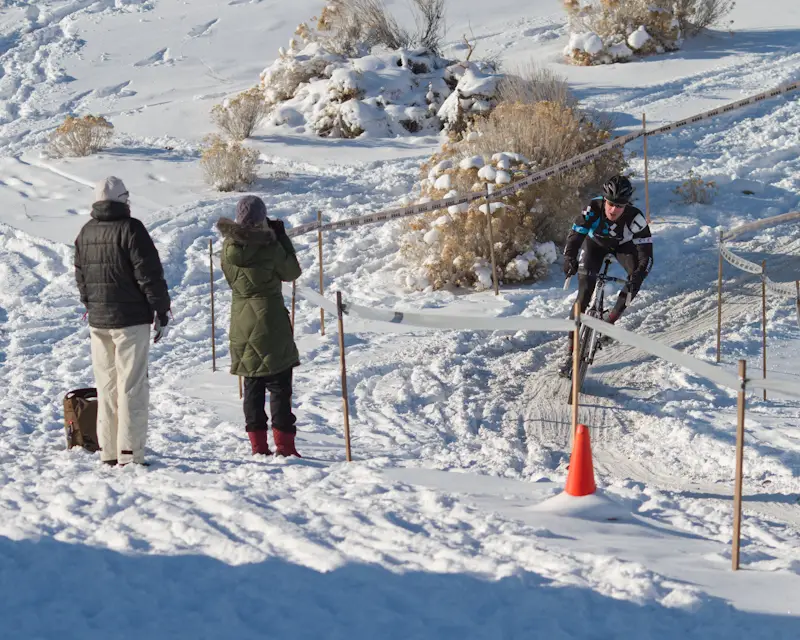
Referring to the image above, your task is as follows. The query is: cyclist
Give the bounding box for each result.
[558,175,653,378]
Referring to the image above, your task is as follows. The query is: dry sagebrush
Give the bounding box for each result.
[316,0,446,55]
[400,101,627,290]
[496,62,579,108]
[673,170,717,204]
[200,135,259,192]
[211,87,269,140]
[49,115,114,158]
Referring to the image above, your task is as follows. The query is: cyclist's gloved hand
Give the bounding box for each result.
[563,256,579,278]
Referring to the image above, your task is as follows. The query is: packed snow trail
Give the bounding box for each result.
[1,1,800,635]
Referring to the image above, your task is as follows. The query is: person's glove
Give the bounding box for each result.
[563,256,579,278]
[269,217,297,256]
[267,218,286,236]
[153,312,170,344]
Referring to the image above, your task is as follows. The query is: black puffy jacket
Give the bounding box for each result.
[74,201,170,329]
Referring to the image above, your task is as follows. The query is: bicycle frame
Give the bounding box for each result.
[566,258,628,403]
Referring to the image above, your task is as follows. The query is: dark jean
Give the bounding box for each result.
[243,368,297,434]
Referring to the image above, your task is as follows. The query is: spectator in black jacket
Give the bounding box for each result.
[74,177,171,466]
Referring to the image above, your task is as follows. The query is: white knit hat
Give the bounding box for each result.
[94,176,129,204]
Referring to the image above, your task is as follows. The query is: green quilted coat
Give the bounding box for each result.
[217,218,301,377]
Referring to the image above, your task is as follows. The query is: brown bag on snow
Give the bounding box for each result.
[64,388,100,452]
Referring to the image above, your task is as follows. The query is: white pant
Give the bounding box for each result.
[90,325,150,464]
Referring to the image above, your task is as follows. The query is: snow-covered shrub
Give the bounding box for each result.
[673,170,717,204]
[399,101,626,290]
[563,0,734,65]
[436,65,501,138]
[200,135,259,192]
[260,40,497,138]
[257,2,498,139]
[211,87,269,140]
[49,115,114,158]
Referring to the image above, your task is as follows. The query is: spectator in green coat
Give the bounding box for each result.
[217,195,302,456]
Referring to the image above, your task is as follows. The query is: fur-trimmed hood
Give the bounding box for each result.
[217,217,277,246]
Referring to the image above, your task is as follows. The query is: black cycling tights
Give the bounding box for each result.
[573,240,642,319]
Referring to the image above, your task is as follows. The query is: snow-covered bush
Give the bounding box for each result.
[211,87,269,140]
[399,101,626,290]
[200,135,259,192]
[260,42,498,138]
[563,0,735,65]
[49,115,114,158]
[435,65,501,139]
[257,2,498,139]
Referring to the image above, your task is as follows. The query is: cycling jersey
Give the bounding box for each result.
[563,197,653,273]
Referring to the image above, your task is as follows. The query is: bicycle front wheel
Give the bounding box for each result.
[566,324,594,405]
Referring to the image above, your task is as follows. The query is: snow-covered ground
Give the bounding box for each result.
[1,1,799,637]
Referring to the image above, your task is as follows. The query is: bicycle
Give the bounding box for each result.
[564,258,630,405]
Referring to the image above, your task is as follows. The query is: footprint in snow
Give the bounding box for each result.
[188,19,218,38]
[134,48,173,68]
[94,81,136,99]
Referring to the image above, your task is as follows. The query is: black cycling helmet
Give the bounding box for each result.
[602,175,634,205]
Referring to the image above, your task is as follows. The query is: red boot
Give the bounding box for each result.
[248,431,272,455]
[273,429,301,457]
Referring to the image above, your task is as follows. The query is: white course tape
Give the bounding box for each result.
[291,284,574,333]
[286,131,643,238]
[764,279,797,297]
[723,211,800,241]
[647,81,799,138]
[719,243,762,274]
[720,243,798,299]
[289,285,339,317]
[289,285,800,399]
[582,315,800,398]
[286,81,799,240]
[579,314,744,392]
[748,376,800,398]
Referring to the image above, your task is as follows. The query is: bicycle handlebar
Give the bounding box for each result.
[564,273,633,306]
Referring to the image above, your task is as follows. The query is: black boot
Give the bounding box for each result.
[557,345,573,379]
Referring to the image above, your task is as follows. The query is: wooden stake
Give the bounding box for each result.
[795,280,799,330]
[571,302,581,443]
[761,260,767,401]
[336,292,352,462]
[318,211,326,336]
[238,376,243,400]
[209,239,217,372]
[642,113,651,225]
[716,229,724,363]
[732,359,747,571]
[291,280,296,337]
[485,183,499,296]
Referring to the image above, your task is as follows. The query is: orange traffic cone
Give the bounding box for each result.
[565,424,596,497]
